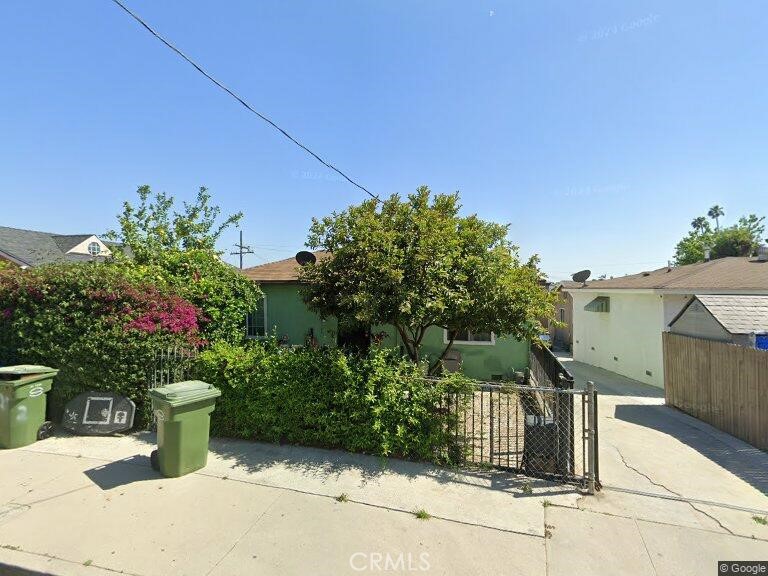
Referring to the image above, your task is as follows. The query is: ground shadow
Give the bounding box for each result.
[128,432,579,497]
[84,454,162,490]
[613,404,768,494]
[0,563,51,576]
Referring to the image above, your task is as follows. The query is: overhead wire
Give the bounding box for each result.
[109,0,379,202]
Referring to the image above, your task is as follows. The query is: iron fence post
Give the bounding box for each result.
[489,391,494,464]
[586,380,596,495]
[593,387,600,488]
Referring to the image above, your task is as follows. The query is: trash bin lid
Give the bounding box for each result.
[0,364,57,375]
[0,365,58,383]
[149,380,221,405]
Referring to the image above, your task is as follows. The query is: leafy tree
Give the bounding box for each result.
[299,187,556,373]
[707,205,725,230]
[737,214,766,238]
[674,208,765,265]
[106,185,243,263]
[674,232,710,266]
[710,227,757,258]
[107,185,262,343]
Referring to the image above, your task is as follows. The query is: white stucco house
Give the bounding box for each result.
[564,254,768,388]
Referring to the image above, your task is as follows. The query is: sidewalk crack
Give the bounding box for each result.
[612,445,735,535]
[205,491,284,576]
[634,518,659,576]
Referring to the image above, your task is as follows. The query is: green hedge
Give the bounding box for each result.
[194,341,472,463]
[0,263,202,425]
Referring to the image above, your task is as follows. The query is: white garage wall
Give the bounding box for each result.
[571,291,665,388]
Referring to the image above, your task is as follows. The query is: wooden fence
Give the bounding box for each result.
[663,332,768,451]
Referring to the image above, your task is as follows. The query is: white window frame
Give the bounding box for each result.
[443,329,496,346]
[87,241,102,256]
[246,296,268,339]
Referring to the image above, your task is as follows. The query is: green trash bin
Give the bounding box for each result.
[0,365,59,449]
[149,380,221,478]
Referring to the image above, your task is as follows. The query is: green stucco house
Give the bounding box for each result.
[241,252,530,380]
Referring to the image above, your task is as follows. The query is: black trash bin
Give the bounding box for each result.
[522,414,558,475]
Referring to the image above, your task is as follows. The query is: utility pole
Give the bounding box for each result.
[230,230,254,269]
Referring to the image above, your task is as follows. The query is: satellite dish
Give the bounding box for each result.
[295,251,317,266]
[572,269,591,284]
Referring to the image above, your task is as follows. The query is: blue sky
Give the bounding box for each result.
[1,1,766,280]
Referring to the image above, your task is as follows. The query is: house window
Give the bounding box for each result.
[559,308,565,322]
[246,297,267,338]
[444,329,495,345]
[88,241,102,256]
[584,296,610,313]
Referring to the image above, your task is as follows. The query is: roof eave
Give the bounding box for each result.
[572,287,768,295]
[0,248,30,267]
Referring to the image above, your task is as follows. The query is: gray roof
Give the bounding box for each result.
[695,294,768,335]
[51,234,93,253]
[0,226,109,267]
[566,257,768,292]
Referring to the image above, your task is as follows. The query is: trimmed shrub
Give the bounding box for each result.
[0,263,202,425]
[194,341,472,463]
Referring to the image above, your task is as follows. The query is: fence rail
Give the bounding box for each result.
[148,346,198,390]
[443,377,599,492]
[663,332,768,451]
[529,343,574,387]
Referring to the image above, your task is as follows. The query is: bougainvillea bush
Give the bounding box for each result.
[195,341,473,464]
[0,263,203,424]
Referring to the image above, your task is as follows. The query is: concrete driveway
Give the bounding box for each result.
[557,355,768,571]
[0,362,766,575]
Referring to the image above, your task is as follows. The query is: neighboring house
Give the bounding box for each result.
[241,252,530,380]
[564,254,768,388]
[669,295,768,349]
[548,281,580,351]
[0,226,117,268]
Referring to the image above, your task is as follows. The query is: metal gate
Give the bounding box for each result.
[447,380,598,492]
[446,346,600,492]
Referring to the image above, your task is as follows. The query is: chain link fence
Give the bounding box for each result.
[442,345,600,492]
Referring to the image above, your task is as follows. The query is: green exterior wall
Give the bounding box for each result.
[254,282,529,380]
[258,283,337,347]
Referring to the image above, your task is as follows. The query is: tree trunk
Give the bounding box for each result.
[396,324,419,362]
[428,334,456,375]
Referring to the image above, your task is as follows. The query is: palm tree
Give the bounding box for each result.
[691,216,708,233]
[707,205,725,230]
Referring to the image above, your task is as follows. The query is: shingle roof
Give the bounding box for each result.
[242,251,328,282]
[566,257,768,291]
[0,226,108,266]
[692,295,768,334]
[51,234,93,253]
[554,280,584,290]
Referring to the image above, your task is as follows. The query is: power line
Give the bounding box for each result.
[109,0,379,202]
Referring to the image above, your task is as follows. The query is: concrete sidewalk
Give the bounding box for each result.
[1,429,766,576]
